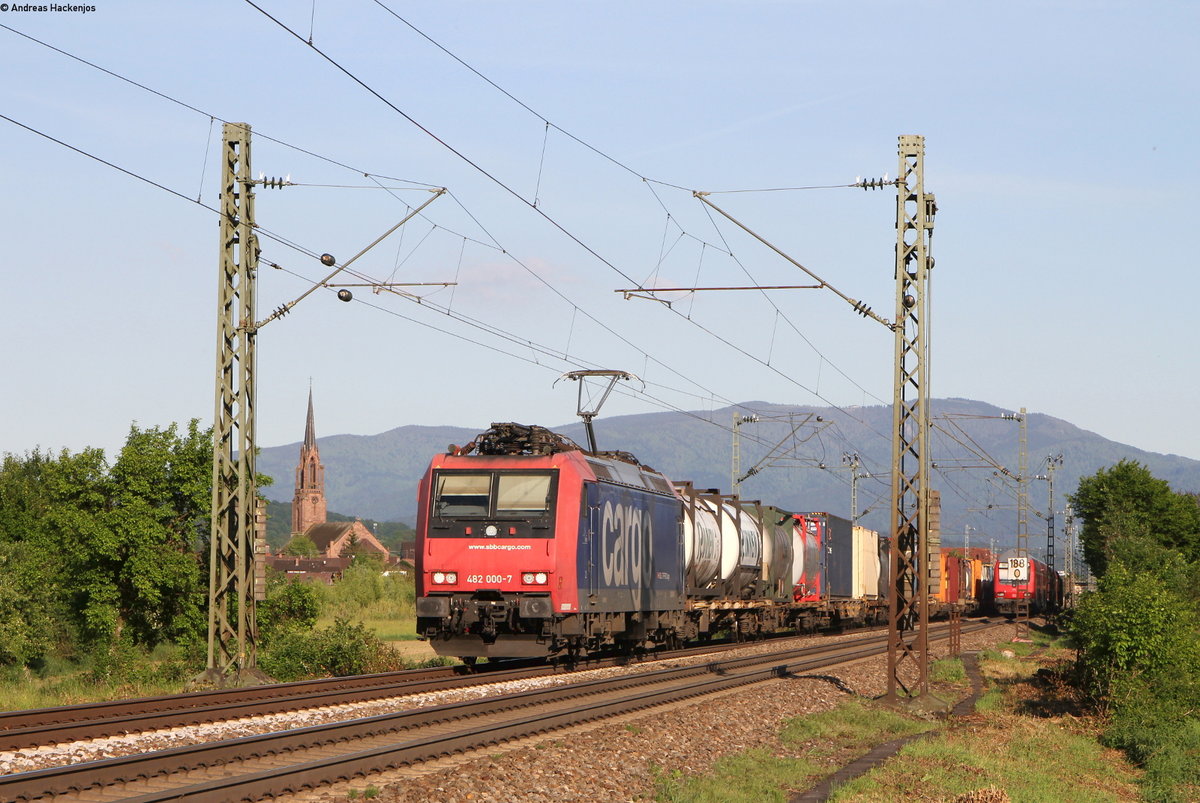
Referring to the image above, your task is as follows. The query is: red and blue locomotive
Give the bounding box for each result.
[415,423,890,660]
[415,423,685,659]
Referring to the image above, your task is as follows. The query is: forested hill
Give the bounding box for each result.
[256,398,1200,550]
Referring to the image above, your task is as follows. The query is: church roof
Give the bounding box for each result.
[306,521,354,552]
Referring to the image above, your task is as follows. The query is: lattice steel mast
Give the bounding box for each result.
[1046,453,1063,577]
[886,135,937,701]
[198,122,268,687]
[1016,408,1030,630]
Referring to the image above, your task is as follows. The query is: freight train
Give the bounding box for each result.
[414,423,982,661]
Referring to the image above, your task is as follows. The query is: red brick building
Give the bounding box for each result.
[279,390,389,562]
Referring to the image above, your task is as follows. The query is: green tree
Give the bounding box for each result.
[0,542,60,666]
[258,574,320,646]
[282,533,319,557]
[1069,460,1200,577]
[54,422,212,648]
[0,421,213,664]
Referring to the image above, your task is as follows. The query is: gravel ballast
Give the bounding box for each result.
[0,623,1021,801]
[300,623,1022,803]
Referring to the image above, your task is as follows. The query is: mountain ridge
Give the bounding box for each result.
[256,398,1200,557]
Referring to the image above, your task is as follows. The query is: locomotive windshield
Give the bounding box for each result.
[496,474,553,515]
[431,470,557,536]
[435,473,492,517]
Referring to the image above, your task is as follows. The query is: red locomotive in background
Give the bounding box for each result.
[992,548,1062,615]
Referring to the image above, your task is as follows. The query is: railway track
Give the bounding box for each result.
[0,623,910,751]
[1,619,1002,803]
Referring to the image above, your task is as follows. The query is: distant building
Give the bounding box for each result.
[268,555,351,585]
[291,388,328,535]
[275,390,390,565]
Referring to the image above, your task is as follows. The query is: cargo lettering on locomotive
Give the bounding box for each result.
[601,498,654,588]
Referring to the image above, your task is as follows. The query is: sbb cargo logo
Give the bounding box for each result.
[600,499,654,587]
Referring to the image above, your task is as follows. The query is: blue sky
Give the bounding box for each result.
[2,1,1197,467]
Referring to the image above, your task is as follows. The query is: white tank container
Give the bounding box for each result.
[723,502,762,595]
[684,496,722,589]
[756,505,793,598]
[790,517,806,592]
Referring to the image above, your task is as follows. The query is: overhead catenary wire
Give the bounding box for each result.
[0,26,751,429]
[2,104,893,494]
[322,1,895,416]
[360,0,888,410]
[4,16,895,474]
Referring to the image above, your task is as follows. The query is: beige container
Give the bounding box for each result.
[852,525,882,599]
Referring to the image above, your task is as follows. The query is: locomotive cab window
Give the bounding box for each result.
[497,474,552,515]
[435,473,492,517]
[431,470,557,536]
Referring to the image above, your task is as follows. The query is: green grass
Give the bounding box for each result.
[0,643,199,711]
[827,713,1141,802]
[316,615,417,642]
[825,644,1143,802]
[653,698,937,802]
[983,639,1037,660]
[929,657,967,684]
[780,698,937,757]
[654,750,824,803]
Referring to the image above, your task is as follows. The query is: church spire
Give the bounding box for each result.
[292,387,327,534]
[303,386,317,450]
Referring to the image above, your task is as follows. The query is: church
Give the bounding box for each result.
[283,390,390,562]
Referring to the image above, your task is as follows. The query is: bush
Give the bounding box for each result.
[258,577,320,646]
[259,618,408,681]
[1069,562,1200,704]
[1069,559,1200,801]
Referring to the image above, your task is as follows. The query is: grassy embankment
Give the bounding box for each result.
[0,567,427,710]
[653,630,1145,803]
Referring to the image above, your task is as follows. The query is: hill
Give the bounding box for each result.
[256,398,1200,558]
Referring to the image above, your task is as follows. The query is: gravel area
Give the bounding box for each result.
[294,622,1022,803]
[0,621,1020,802]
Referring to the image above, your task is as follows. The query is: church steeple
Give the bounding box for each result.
[291,388,327,534]
[303,387,318,450]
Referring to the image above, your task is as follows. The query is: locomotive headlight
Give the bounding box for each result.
[485,524,499,537]
[522,572,534,584]
[522,571,549,585]
[446,572,458,584]
[535,572,548,584]
[433,572,446,584]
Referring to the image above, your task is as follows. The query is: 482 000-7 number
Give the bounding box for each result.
[466,574,512,584]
